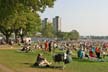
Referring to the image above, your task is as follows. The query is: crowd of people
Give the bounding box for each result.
[77,40,108,61]
[19,39,108,67]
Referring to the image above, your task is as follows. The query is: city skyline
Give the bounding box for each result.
[42,16,61,33]
[40,0,108,36]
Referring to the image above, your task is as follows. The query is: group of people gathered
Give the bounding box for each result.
[77,40,108,61]
[20,39,108,67]
[33,40,73,67]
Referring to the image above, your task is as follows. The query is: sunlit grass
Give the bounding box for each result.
[0,48,108,72]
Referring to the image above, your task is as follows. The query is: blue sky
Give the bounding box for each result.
[40,0,108,36]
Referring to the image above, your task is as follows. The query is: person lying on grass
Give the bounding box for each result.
[34,53,51,67]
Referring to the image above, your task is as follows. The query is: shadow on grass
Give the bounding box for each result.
[31,65,64,70]
[23,63,32,65]
[32,65,63,68]
[22,62,64,70]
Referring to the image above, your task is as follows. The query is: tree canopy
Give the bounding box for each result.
[61,30,80,40]
[42,22,54,38]
[0,0,55,18]
[0,0,56,43]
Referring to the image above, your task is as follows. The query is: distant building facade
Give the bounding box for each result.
[42,16,61,33]
[42,18,48,30]
[53,16,61,33]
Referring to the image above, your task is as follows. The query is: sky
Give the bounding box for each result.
[40,0,108,36]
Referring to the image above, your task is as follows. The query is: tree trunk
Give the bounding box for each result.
[14,32,18,43]
[0,28,12,44]
[5,34,10,44]
[4,32,11,44]
[20,35,24,43]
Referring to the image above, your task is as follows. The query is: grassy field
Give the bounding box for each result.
[0,46,108,72]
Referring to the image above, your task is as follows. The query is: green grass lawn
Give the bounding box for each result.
[0,48,108,72]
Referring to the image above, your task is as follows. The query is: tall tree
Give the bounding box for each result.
[69,30,80,40]
[0,0,56,43]
[62,30,80,40]
[42,22,54,38]
[0,15,14,43]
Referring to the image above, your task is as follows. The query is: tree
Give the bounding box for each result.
[0,0,56,43]
[62,32,69,40]
[42,22,54,37]
[62,30,80,40]
[0,0,56,18]
[69,30,80,40]
[0,15,15,43]
[13,10,41,42]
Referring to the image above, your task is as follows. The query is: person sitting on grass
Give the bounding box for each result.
[34,53,51,67]
[21,43,31,53]
[89,49,97,61]
[77,48,83,59]
[64,48,72,64]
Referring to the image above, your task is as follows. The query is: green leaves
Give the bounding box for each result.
[42,22,54,37]
[0,0,56,20]
[68,30,80,40]
[61,30,80,40]
[0,0,55,43]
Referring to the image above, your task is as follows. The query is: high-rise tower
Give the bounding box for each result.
[42,18,48,30]
[53,16,61,33]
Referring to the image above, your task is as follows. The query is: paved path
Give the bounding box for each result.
[0,64,14,72]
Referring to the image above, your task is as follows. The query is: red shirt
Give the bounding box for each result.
[95,48,100,53]
[45,42,49,49]
[89,51,94,57]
